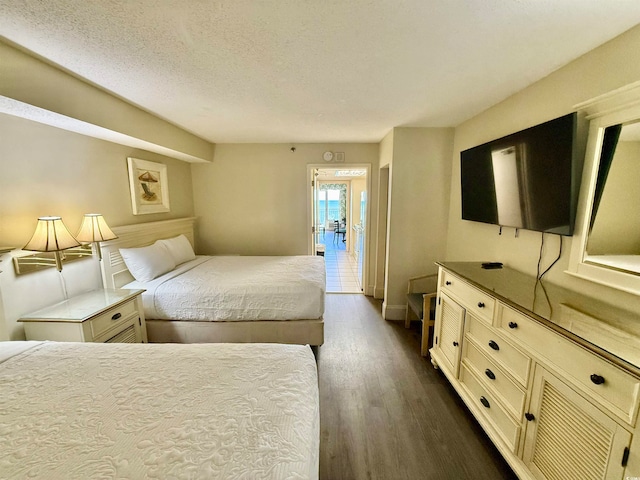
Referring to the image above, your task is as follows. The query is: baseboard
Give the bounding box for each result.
[373,286,384,299]
[382,302,406,321]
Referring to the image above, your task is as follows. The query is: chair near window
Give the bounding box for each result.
[333,219,346,244]
[405,274,438,357]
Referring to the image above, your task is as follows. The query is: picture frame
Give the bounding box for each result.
[127,157,170,215]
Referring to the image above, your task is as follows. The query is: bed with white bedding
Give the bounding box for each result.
[0,341,320,479]
[124,255,326,321]
[99,218,325,345]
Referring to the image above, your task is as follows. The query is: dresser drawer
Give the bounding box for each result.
[90,300,137,339]
[459,364,521,453]
[462,338,526,420]
[466,314,531,387]
[497,304,640,425]
[441,271,495,324]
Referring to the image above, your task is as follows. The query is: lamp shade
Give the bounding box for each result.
[23,216,80,252]
[75,214,118,243]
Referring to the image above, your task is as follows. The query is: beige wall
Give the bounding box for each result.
[383,127,454,319]
[374,133,394,298]
[0,113,197,339]
[191,143,379,291]
[446,24,640,310]
[0,40,214,163]
[0,114,195,247]
[588,141,640,255]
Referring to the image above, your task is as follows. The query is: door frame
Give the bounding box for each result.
[306,163,371,293]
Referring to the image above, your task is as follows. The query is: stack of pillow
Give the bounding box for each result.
[119,234,196,282]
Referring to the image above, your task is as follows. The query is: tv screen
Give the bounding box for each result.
[460,113,578,236]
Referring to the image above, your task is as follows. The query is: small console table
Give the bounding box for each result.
[430,262,640,480]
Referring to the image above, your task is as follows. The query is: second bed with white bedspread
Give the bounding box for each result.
[124,255,326,321]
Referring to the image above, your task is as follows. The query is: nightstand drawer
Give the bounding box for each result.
[90,300,137,339]
[466,314,531,387]
[462,338,526,420]
[19,289,146,344]
[460,364,520,452]
[441,271,495,324]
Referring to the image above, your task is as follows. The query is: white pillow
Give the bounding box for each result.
[119,242,176,282]
[157,234,196,265]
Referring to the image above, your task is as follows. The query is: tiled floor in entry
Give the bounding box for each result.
[324,249,361,293]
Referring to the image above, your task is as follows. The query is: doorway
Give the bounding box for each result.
[308,166,369,294]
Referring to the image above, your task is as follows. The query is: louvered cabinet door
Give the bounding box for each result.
[434,292,466,378]
[523,365,631,480]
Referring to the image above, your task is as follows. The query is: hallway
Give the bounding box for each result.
[321,230,361,294]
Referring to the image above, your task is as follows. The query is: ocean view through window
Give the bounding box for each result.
[318,190,341,224]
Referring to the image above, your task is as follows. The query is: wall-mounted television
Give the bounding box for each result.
[460,112,579,236]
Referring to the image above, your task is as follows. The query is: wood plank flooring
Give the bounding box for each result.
[317,294,518,480]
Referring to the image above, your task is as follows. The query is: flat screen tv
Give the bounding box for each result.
[460,112,579,236]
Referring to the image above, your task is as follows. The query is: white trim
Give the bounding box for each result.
[567,83,640,295]
[306,163,372,296]
[382,302,406,321]
[573,80,640,119]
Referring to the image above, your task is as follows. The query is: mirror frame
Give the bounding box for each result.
[567,81,640,295]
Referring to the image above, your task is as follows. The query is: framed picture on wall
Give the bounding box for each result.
[127,157,170,215]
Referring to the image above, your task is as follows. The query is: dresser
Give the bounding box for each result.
[430,262,640,480]
[19,289,147,343]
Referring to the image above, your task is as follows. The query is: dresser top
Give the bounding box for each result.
[19,289,145,323]
[437,262,640,373]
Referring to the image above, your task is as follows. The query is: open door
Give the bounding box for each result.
[310,168,321,256]
[356,190,367,289]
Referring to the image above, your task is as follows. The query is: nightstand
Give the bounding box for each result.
[18,289,147,343]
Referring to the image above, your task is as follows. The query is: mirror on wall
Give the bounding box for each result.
[585,120,640,275]
[567,81,640,295]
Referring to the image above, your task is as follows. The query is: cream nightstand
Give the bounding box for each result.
[19,289,147,343]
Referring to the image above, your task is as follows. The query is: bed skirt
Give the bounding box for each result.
[146,318,324,345]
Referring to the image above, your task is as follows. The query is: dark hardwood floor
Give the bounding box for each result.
[317,294,518,480]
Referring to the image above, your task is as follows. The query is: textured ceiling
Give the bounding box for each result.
[1,1,640,144]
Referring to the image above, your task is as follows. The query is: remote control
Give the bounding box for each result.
[481,262,503,269]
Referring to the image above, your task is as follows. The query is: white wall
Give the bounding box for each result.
[445,24,640,311]
[191,143,380,292]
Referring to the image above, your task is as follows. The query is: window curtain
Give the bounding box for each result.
[589,124,621,232]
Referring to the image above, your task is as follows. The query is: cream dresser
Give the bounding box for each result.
[19,289,147,343]
[430,262,640,480]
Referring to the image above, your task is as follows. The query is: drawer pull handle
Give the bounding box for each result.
[452,341,459,347]
[445,281,452,286]
[111,313,122,321]
[590,374,605,385]
[508,321,518,329]
[525,413,535,422]
[485,369,495,380]
[477,302,485,308]
[488,340,500,351]
[480,396,490,408]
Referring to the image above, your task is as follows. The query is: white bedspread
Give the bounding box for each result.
[0,341,320,479]
[124,255,326,321]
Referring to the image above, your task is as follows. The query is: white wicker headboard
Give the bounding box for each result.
[99,217,197,289]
